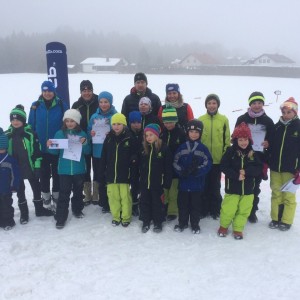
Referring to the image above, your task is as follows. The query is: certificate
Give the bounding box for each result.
[62,134,82,162]
[92,118,110,144]
[248,124,266,152]
[49,139,68,149]
[281,178,299,194]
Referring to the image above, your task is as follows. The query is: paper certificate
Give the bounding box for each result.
[49,139,68,149]
[281,178,299,194]
[92,118,110,144]
[62,134,82,162]
[248,124,266,152]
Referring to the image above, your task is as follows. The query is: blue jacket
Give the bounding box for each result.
[48,129,90,175]
[28,96,68,153]
[173,140,212,192]
[87,106,117,158]
[0,152,20,194]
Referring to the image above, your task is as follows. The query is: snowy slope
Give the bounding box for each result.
[0,73,300,300]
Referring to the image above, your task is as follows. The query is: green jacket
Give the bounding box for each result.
[199,112,231,164]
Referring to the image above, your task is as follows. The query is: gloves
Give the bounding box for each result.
[293,170,300,185]
[34,168,41,180]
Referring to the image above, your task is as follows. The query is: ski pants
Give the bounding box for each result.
[164,178,179,216]
[40,153,59,194]
[0,193,15,228]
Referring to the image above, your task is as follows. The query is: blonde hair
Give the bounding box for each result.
[143,133,162,155]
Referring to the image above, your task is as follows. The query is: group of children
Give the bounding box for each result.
[1,75,299,240]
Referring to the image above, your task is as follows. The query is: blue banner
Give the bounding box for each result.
[46,42,70,108]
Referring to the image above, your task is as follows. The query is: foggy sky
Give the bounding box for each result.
[1,0,300,61]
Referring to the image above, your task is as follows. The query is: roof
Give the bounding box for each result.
[80,57,122,66]
[255,54,295,64]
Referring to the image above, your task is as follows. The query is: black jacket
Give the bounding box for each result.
[121,87,161,121]
[221,143,262,195]
[269,118,300,173]
[71,94,99,132]
[100,128,138,184]
[141,113,160,130]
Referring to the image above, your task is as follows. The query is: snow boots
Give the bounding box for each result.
[92,181,99,205]
[42,192,52,209]
[18,200,29,225]
[33,199,54,217]
[83,182,92,206]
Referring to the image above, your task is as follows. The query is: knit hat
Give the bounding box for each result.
[144,123,161,138]
[80,80,93,92]
[205,94,220,108]
[41,81,56,93]
[0,127,8,150]
[231,122,253,143]
[162,106,178,123]
[98,91,113,105]
[129,111,142,124]
[111,113,127,126]
[63,109,82,125]
[10,104,27,124]
[139,97,152,108]
[280,97,298,115]
[166,83,180,94]
[186,119,203,134]
[248,91,265,106]
[134,72,148,84]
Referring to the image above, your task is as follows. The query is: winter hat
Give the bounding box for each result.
[134,72,148,84]
[139,97,152,108]
[129,111,142,124]
[0,127,8,150]
[166,83,180,94]
[144,123,161,138]
[280,97,298,115]
[41,80,56,93]
[63,109,82,125]
[205,94,220,108]
[186,119,203,134]
[10,104,27,124]
[111,113,127,126]
[231,122,253,143]
[248,91,265,106]
[98,91,113,105]
[162,106,178,123]
[80,80,93,92]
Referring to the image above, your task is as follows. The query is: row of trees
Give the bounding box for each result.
[0,27,243,73]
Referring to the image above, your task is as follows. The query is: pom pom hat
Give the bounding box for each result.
[0,127,8,150]
[231,122,253,144]
[111,113,127,126]
[248,91,265,106]
[10,104,27,124]
[63,109,82,125]
[280,97,298,115]
[41,81,56,93]
[144,123,161,138]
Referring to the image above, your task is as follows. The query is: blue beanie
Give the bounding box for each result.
[98,91,113,105]
[129,111,142,124]
[41,81,56,93]
[166,83,180,94]
[0,127,8,150]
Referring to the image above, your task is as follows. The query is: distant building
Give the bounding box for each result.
[179,53,220,69]
[245,54,295,67]
[80,57,129,73]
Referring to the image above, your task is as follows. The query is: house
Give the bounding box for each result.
[80,57,129,73]
[179,53,220,69]
[245,54,295,67]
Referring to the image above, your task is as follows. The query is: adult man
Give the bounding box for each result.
[121,73,161,121]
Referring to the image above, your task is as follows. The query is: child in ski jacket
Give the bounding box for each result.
[173,119,212,234]
[139,123,173,233]
[0,127,20,230]
[6,105,53,224]
[47,109,90,229]
[268,98,300,231]
[219,122,262,240]
[100,113,138,227]
[139,97,160,130]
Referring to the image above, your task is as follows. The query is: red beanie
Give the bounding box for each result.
[231,122,253,143]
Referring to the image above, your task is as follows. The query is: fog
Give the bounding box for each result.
[1,0,300,61]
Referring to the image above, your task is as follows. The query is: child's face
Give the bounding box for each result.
[139,102,150,114]
[167,91,179,102]
[11,119,23,128]
[42,91,55,101]
[130,122,142,131]
[99,98,111,113]
[250,101,264,113]
[188,130,200,141]
[65,118,77,129]
[281,108,296,121]
[206,100,218,114]
[145,131,158,144]
[164,122,176,131]
[237,137,249,149]
[112,123,124,135]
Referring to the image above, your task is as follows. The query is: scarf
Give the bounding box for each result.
[247,108,265,119]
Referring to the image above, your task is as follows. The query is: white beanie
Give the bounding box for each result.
[63,109,82,125]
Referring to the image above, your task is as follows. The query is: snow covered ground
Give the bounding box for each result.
[1,73,300,300]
